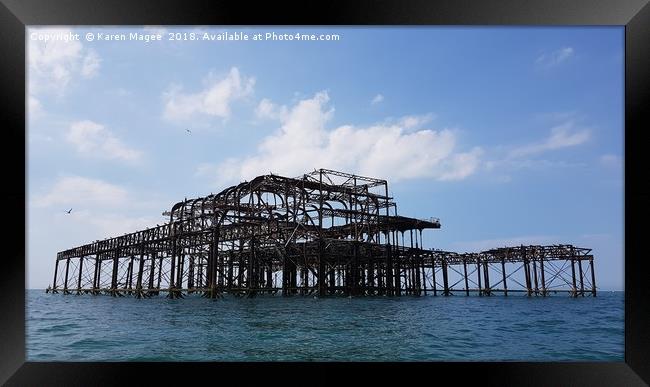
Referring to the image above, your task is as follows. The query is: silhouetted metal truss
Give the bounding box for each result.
[48,169,596,298]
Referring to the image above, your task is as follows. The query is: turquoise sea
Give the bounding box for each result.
[26,289,624,361]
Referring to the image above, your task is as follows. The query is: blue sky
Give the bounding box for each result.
[27,26,623,290]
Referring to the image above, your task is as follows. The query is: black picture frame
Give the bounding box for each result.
[1,0,648,385]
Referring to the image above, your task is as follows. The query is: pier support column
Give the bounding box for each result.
[524,258,532,297]
[147,252,156,294]
[318,239,327,297]
[282,252,288,296]
[385,244,394,296]
[393,246,401,296]
[207,228,220,298]
[76,256,84,294]
[267,263,274,292]
[110,250,119,297]
[532,259,539,296]
[246,238,254,297]
[218,250,225,288]
[92,255,101,294]
[197,261,204,290]
[570,258,577,298]
[482,261,490,296]
[126,255,134,294]
[476,258,482,296]
[169,237,178,299]
[187,255,195,292]
[522,247,532,297]
[135,247,145,299]
[415,257,422,296]
[368,260,375,295]
[63,258,71,294]
[431,261,438,296]
[540,258,547,296]
[290,258,297,295]
[589,258,597,296]
[283,255,297,296]
[156,255,163,295]
[300,265,308,295]
[52,259,60,293]
[463,259,469,296]
[177,251,185,291]
[578,259,585,297]
[501,258,508,296]
[227,251,234,290]
[420,259,427,296]
[442,259,449,296]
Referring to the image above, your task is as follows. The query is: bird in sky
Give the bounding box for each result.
[185,129,192,134]
[65,208,72,214]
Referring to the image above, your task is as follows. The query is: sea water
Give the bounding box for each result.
[26,289,624,361]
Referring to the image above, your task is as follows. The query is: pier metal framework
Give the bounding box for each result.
[48,169,596,298]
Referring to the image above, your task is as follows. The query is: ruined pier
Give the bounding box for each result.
[48,169,596,298]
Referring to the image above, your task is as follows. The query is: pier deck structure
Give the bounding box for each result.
[48,169,596,298]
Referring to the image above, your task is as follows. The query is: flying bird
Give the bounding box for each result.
[65,208,72,214]
[185,129,192,134]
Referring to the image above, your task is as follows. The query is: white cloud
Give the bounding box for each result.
[397,113,436,130]
[162,67,255,122]
[536,47,574,68]
[195,163,220,178]
[28,174,175,289]
[501,159,586,171]
[81,49,101,78]
[255,98,288,120]
[66,120,142,163]
[28,27,101,95]
[509,121,590,158]
[143,26,168,36]
[33,176,129,208]
[546,122,590,148]
[28,133,54,143]
[600,154,622,168]
[371,94,384,105]
[31,175,169,237]
[28,95,42,118]
[109,88,132,97]
[203,91,482,186]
